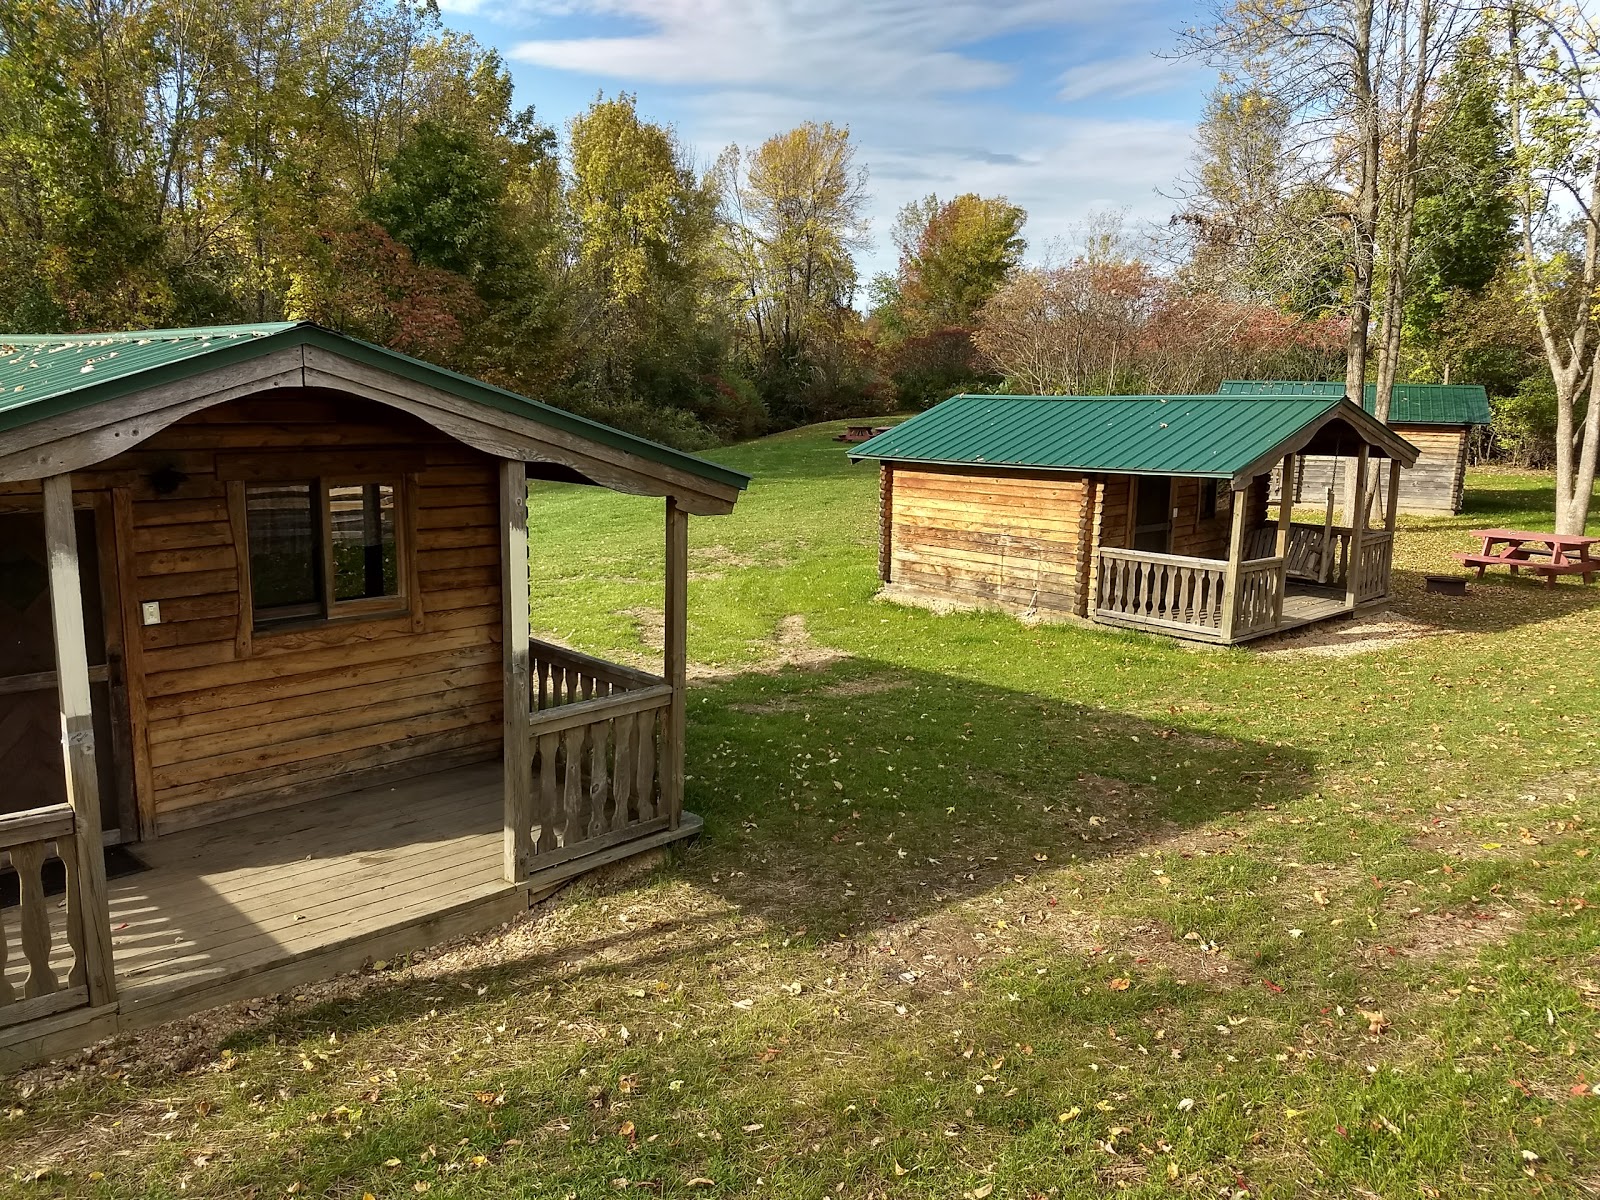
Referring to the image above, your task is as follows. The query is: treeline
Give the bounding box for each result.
[0,0,1377,449]
[0,0,882,446]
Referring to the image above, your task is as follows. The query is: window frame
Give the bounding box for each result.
[234,473,414,636]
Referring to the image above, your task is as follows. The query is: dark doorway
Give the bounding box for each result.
[1132,476,1174,552]
[0,507,132,839]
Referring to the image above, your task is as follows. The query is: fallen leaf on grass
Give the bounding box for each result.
[972,1183,994,1199]
[1108,977,1131,991]
[1360,1010,1390,1035]
[688,1179,715,1188]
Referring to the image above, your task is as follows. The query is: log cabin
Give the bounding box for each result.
[1219,380,1490,515]
[852,394,1417,643]
[0,323,748,1068]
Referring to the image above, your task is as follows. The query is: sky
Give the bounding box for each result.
[436,0,1216,281]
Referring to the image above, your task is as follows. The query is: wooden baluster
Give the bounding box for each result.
[61,831,86,989]
[536,732,559,853]
[11,842,60,999]
[636,710,658,822]
[562,727,584,845]
[589,718,611,839]
[0,892,13,1005]
[612,714,634,830]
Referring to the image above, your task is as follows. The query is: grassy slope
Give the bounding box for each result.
[7,423,1600,1198]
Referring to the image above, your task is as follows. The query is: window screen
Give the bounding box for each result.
[328,483,399,604]
[245,482,320,620]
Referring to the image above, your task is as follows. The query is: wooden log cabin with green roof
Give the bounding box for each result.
[852,393,1418,644]
[0,323,748,1068]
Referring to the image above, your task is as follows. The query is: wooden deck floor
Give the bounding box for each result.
[4,761,525,1027]
[1275,590,1351,629]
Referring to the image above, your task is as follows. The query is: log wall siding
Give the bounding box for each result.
[1271,425,1467,515]
[886,468,1273,621]
[888,466,1093,616]
[878,464,894,583]
[1,392,505,835]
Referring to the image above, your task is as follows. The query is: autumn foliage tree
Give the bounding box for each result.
[975,258,1344,395]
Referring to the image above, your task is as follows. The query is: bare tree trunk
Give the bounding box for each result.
[1344,0,1380,407]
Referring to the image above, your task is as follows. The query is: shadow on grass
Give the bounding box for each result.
[213,656,1314,1056]
[1387,563,1600,635]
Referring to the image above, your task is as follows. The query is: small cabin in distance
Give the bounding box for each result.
[0,323,748,1068]
[852,394,1418,644]
[1219,380,1490,515]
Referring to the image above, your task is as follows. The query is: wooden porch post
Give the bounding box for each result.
[1343,445,1371,610]
[500,460,532,883]
[1275,453,1297,556]
[1218,482,1251,642]
[41,474,116,1006]
[663,498,688,830]
[1384,458,1401,533]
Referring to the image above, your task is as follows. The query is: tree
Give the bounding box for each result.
[718,122,873,423]
[1405,34,1517,352]
[365,122,509,280]
[564,94,747,440]
[1502,3,1600,532]
[889,193,1027,331]
[1169,87,1349,316]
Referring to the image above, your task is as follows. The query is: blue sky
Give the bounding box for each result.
[436,0,1215,279]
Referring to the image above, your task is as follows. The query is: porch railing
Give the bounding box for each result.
[1233,557,1286,638]
[1095,548,1290,643]
[0,805,92,1029]
[518,639,675,872]
[1354,530,1394,603]
[1096,548,1228,638]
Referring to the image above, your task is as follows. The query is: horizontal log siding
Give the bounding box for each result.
[1091,474,1263,560]
[1271,426,1467,515]
[3,393,504,834]
[889,466,1093,617]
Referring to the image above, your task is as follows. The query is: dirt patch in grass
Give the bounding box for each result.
[732,670,909,714]
[1254,611,1446,658]
[692,614,848,682]
[690,545,763,581]
[625,605,665,653]
[1393,907,1525,959]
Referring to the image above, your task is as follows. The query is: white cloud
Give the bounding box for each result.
[477,0,1205,276]
[508,0,1095,97]
[1058,52,1191,102]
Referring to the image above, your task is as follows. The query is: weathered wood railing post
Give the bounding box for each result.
[1343,445,1371,610]
[500,459,532,882]
[662,497,688,829]
[42,473,116,1008]
[1276,454,1297,556]
[1218,481,1251,642]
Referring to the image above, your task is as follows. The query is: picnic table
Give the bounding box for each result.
[1452,528,1599,588]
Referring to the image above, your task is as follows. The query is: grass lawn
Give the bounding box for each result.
[7,423,1600,1198]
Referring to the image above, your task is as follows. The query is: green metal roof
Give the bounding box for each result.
[850,393,1399,481]
[0,323,749,492]
[1219,380,1491,425]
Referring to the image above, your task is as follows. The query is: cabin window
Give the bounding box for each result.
[243,478,407,629]
[1199,479,1219,521]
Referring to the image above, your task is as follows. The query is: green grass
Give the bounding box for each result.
[8,422,1600,1198]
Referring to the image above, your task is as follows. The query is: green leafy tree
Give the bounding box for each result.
[890,193,1027,332]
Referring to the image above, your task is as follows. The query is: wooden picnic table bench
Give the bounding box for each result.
[1452,528,1599,587]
